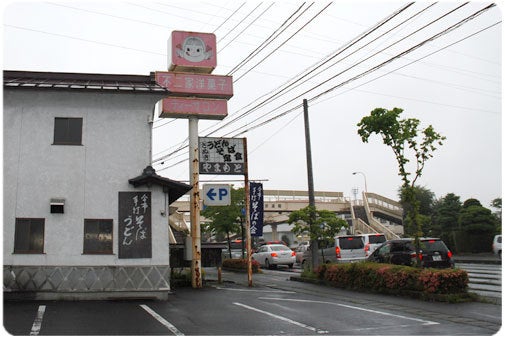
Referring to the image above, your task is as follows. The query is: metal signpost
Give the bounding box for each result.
[198,137,253,286]
[156,30,233,288]
[156,31,262,288]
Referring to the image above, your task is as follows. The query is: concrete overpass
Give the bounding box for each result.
[171,190,403,239]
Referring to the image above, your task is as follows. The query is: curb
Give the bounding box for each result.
[454,258,501,265]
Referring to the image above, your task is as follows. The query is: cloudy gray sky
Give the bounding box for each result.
[3,1,502,207]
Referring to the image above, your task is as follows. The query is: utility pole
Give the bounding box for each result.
[303,99,318,269]
[189,117,202,288]
[243,138,253,287]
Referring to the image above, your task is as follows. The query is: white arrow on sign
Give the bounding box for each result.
[203,184,231,206]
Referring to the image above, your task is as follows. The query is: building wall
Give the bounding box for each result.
[3,89,172,298]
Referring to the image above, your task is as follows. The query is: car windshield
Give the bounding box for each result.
[270,245,291,251]
[421,240,449,253]
[339,237,364,249]
[369,235,386,244]
[229,241,244,250]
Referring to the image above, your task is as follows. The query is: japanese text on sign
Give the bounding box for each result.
[155,72,233,99]
[250,182,264,237]
[118,192,152,259]
[199,137,245,175]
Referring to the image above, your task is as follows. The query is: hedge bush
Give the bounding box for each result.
[316,262,468,295]
[222,258,260,273]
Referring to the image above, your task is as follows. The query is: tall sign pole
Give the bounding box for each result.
[303,99,318,269]
[189,117,202,288]
[243,138,253,287]
[155,30,233,288]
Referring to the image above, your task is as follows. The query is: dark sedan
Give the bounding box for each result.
[366,238,454,268]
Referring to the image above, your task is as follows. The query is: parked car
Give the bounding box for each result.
[222,239,246,259]
[301,235,366,268]
[361,233,387,257]
[294,243,309,263]
[367,238,454,268]
[492,234,502,258]
[253,240,287,253]
[251,244,296,269]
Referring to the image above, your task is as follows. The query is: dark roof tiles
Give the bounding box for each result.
[4,70,168,93]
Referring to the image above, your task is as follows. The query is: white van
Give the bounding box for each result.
[302,235,366,267]
[492,234,501,258]
[361,233,387,257]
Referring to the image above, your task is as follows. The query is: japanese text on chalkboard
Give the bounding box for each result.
[118,192,152,259]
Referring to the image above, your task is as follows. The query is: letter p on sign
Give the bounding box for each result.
[203,184,231,206]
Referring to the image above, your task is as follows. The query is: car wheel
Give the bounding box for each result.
[288,263,294,269]
[265,259,271,269]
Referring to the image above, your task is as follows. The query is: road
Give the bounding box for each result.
[3,263,501,336]
[455,262,501,299]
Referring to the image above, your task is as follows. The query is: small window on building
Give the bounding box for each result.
[50,198,65,214]
[53,117,82,145]
[14,218,45,254]
[83,219,113,254]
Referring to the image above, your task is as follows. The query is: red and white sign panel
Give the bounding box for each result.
[155,72,233,99]
[168,31,217,74]
[160,97,228,120]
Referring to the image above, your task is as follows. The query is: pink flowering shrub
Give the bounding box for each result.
[314,262,468,295]
[223,258,260,273]
[418,268,468,294]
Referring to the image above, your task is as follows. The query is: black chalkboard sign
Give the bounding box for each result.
[118,191,152,259]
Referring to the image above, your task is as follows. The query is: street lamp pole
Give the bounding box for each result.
[352,172,368,192]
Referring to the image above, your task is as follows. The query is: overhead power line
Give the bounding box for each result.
[212,2,247,33]
[152,4,497,170]
[229,5,498,138]
[229,1,480,135]
[201,2,418,138]
[46,2,170,29]
[153,2,415,167]
[227,2,310,76]
[153,2,419,165]
[233,2,333,82]
[218,3,275,53]
[4,24,166,56]
[217,2,264,43]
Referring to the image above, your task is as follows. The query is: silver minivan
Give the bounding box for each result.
[301,235,366,268]
[361,233,387,257]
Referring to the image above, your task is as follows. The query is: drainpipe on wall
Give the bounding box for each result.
[148,110,154,165]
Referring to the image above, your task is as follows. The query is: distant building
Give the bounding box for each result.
[3,70,191,300]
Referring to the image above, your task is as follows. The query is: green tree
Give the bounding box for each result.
[288,206,348,264]
[357,107,445,266]
[459,198,495,234]
[463,198,482,208]
[490,197,502,232]
[458,198,496,252]
[201,187,245,258]
[431,193,462,251]
[399,185,435,236]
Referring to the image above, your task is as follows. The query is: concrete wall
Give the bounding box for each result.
[3,89,170,268]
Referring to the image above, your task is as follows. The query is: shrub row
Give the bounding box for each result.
[222,258,260,273]
[316,262,469,295]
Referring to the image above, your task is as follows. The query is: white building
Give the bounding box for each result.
[3,70,191,300]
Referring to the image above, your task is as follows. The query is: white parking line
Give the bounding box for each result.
[215,286,295,293]
[30,305,46,336]
[140,304,184,336]
[233,302,328,334]
[260,297,439,326]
